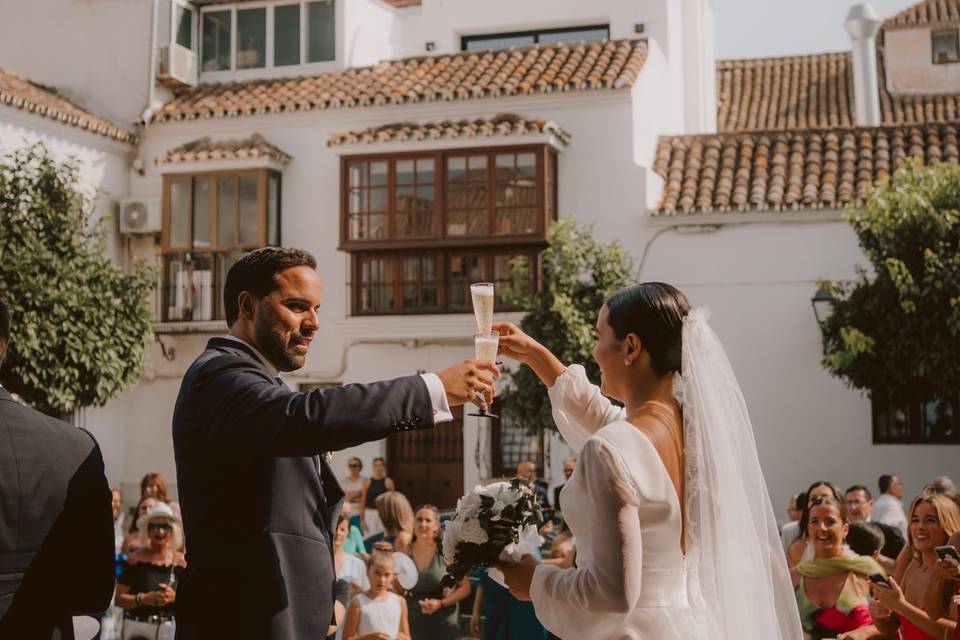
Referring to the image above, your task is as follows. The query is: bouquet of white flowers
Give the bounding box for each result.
[441,478,544,588]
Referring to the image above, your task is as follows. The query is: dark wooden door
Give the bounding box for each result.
[387,407,464,510]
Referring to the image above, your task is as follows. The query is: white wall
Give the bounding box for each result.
[342,0,407,67]
[639,220,960,516]
[885,28,960,95]
[0,0,152,128]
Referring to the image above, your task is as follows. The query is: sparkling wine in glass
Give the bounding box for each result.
[469,331,499,419]
[470,283,494,335]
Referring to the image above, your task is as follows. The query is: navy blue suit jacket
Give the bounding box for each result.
[172,338,433,639]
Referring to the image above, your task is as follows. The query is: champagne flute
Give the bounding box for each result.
[470,283,494,335]
[469,331,499,419]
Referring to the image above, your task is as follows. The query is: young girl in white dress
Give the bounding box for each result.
[343,550,410,640]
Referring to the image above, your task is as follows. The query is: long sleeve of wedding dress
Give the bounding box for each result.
[547,364,625,453]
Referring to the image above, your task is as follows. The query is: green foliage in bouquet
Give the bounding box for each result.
[441,478,544,588]
[0,144,155,417]
[501,219,634,433]
[818,160,960,412]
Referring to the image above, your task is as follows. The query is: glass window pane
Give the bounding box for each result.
[370,188,388,212]
[237,8,266,69]
[397,160,415,185]
[238,175,259,245]
[169,179,190,247]
[464,34,534,51]
[192,178,211,247]
[369,213,387,239]
[517,152,536,176]
[217,177,237,247]
[175,4,193,49]
[307,0,335,63]
[496,153,515,170]
[448,254,482,309]
[371,161,388,186]
[933,29,960,63]
[349,162,368,188]
[447,156,466,180]
[268,173,280,245]
[202,10,231,71]
[538,27,609,46]
[274,4,301,66]
[159,0,172,46]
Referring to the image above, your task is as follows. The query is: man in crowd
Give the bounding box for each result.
[0,295,115,636]
[553,457,577,511]
[517,460,551,509]
[872,473,909,537]
[844,484,905,565]
[928,475,957,497]
[173,247,498,640]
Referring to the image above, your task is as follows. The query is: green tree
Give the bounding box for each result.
[0,144,155,417]
[500,219,634,433]
[819,160,960,419]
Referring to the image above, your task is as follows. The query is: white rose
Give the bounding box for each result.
[459,517,490,545]
[442,519,462,565]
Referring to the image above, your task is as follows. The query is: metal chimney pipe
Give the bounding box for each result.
[845,3,883,126]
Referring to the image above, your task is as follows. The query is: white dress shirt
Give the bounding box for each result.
[872,494,909,537]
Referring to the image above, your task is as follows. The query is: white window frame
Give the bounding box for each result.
[158,0,197,51]
[198,0,337,83]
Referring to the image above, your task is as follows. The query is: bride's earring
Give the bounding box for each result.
[624,359,632,366]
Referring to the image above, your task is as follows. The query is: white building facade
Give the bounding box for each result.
[1,0,958,515]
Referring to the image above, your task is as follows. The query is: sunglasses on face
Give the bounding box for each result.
[148,523,173,532]
[348,464,360,469]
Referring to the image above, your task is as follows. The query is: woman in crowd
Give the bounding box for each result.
[121,495,156,554]
[405,505,470,640]
[371,491,414,553]
[341,457,366,517]
[790,497,880,640]
[871,493,960,640]
[115,502,186,640]
[343,550,410,640]
[360,457,394,536]
[334,514,370,640]
[923,529,960,640]
[339,501,369,559]
[141,471,181,520]
[788,481,845,567]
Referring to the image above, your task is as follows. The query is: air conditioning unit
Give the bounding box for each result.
[119,198,162,234]
[158,43,197,86]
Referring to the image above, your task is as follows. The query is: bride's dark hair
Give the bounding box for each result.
[604,283,691,378]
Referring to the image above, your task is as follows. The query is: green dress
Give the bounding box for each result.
[405,551,461,640]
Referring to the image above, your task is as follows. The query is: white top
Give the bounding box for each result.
[337,553,370,591]
[872,494,909,537]
[340,475,366,499]
[355,592,402,639]
[780,520,800,551]
[530,365,706,640]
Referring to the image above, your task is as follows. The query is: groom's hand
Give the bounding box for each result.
[437,360,499,407]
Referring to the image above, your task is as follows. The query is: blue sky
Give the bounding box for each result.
[715,0,919,59]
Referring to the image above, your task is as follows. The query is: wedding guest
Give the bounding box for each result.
[372,491,414,554]
[342,550,410,640]
[112,487,126,555]
[927,476,957,497]
[922,529,960,629]
[406,505,470,640]
[790,497,880,640]
[845,522,885,561]
[873,473,909,537]
[781,490,807,551]
[844,484,905,563]
[339,501,368,558]
[341,457,366,516]
[122,495,157,554]
[360,458,395,536]
[334,515,369,640]
[0,295,115,638]
[470,570,547,640]
[115,502,186,639]
[516,460,550,509]
[788,481,845,567]
[552,457,576,511]
[871,493,960,640]
[141,472,182,521]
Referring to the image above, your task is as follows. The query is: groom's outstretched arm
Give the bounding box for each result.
[187,356,496,457]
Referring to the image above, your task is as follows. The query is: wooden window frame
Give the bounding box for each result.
[161,168,281,321]
[339,144,558,251]
[350,247,541,316]
[872,393,960,444]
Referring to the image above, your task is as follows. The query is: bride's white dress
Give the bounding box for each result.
[530,365,710,640]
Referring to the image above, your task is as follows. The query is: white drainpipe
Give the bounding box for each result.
[845,3,883,127]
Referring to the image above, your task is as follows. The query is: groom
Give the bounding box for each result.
[173,247,497,639]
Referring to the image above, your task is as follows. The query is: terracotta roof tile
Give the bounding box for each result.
[327,113,570,146]
[155,39,648,123]
[157,133,291,164]
[0,68,136,144]
[717,49,960,133]
[653,123,960,215]
[884,0,960,30]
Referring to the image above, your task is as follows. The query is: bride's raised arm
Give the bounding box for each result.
[494,323,625,453]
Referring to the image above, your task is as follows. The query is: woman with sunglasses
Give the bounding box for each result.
[340,457,366,521]
[115,502,186,640]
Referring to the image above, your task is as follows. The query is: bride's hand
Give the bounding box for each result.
[495,555,539,601]
[493,323,542,363]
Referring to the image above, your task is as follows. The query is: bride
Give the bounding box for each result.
[494,283,803,640]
